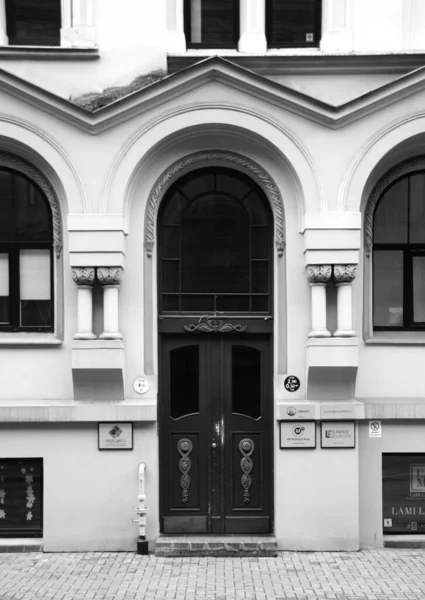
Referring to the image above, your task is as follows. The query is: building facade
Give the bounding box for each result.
[1,0,425,552]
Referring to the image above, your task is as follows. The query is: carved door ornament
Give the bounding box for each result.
[239,438,255,503]
[178,438,193,504]
[184,315,248,334]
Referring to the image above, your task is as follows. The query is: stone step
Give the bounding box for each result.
[154,535,278,557]
[0,538,43,553]
[384,534,425,548]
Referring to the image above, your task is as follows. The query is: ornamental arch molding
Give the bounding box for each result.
[143,150,286,258]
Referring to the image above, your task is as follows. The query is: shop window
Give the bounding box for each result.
[0,169,53,332]
[372,171,425,331]
[266,0,322,48]
[0,458,43,537]
[5,0,61,46]
[383,454,425,534]
[184,0,239,48]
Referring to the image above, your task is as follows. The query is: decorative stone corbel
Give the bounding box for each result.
[306,265,332,338]
[96,267,123,340]
[333,264,357,337]
[72,268,96,340]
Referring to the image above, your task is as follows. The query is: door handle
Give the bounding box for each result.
[211,442,217,448]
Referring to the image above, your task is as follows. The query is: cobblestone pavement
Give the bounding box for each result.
[1,549,425,600]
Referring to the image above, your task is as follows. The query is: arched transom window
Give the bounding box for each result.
[373,171,425,330]
[158,168,273,315]
[0,168,53,331]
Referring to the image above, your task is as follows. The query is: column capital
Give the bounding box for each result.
[72,267,95,286]
[333,264,357,284]
[96,267,123,286]
[306,265,332,284]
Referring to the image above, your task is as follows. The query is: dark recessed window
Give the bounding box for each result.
[5,0,61,46]
[373,171,425,330]
[184,0,239,48]
[158,168,273,315]
[0,169,53,332]
[267,0,321,48]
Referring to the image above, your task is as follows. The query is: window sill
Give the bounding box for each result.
[0,46,99,60]
[365,331,425,345]
[0,333,62,345]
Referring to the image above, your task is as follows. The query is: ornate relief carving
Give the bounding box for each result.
[364,156,425,258]
[306,265,332,284]
[144,151,285,258]
[96,267,123,285]
[72,267,95,286]
[177,438,193,504]
[333,264,357,283]
[239,438,255,504]
[184,316,248,334]
[0,151,62,258]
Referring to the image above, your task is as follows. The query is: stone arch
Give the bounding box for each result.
[0,150,62,258]
[144,150,286,259]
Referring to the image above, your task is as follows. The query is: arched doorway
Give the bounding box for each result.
[158,167,274,534]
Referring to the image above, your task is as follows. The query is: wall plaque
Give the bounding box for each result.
[278,403,315,420]
[98,422,133,450]
[280,421,316,449]
[321,421,355,448]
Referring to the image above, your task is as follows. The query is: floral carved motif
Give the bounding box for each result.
[144,151,285,258]
[96,267,123,286]
[239,438,255,503]
[178,438,193,504]
[333,264,357,283]
[364,156,425,258]
[306,265,332,284]
[72,267,95,286]
[184,316,247,334]
[0,151,62,258]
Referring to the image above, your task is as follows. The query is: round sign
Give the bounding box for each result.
[133,377,150,394]
[284,376,300,393]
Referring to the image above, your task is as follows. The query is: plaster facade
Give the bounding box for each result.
[0,0,425,551]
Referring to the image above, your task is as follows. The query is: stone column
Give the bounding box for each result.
[0,0,8,45]
[61,0,96,47]
[238,0,267,53]
[97,267,123,340]
[72,268,96,340]
[320,0,352,53]
[165,0,186,53]
[306,265,332,338]
[333,265,357,337]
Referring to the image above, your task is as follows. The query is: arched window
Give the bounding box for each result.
[0,168,53,331]
[158,168,273,315]
[373,170,425,330]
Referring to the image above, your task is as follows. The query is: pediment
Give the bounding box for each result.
[2,55,425,133]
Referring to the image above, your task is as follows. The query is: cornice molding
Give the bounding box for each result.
[364,156,425,258]
[0,151,62,258]
[2,57,425,134]
[144,150,285,258]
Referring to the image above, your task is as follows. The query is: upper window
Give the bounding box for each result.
[158,168,273,315]
[0,168,53,332]
[266,0,321,48]
[5,0,61,46]
[373,171,425,330]
[184,0,239,49]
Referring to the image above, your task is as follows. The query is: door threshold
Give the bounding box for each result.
[154,534,278,557]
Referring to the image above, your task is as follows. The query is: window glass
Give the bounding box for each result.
[6,0,61,46]
[373,251,403,327]
[410,174,425,243]
[170,346,199,419]
[187,0,237,47]
[374,179,408,244]
[413,256,425,322]
[232,346,261,419]
[0,254,9,324]
[268,0,320,47]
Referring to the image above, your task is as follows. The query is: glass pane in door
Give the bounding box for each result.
[232,345,261,419]
[170,346,200,419]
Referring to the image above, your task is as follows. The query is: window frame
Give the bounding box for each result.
[184,0,240,49]
[265,0,322,49]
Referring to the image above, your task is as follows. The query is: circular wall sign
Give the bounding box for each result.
[284,376,300,393]
[133,378,150,394]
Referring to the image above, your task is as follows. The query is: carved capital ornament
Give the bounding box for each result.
[72,267,95,286]
[96,267,123,286]
[333,264,357,283]
[306,265,332,284]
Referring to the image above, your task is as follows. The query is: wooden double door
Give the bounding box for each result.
[159,333,273,534]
